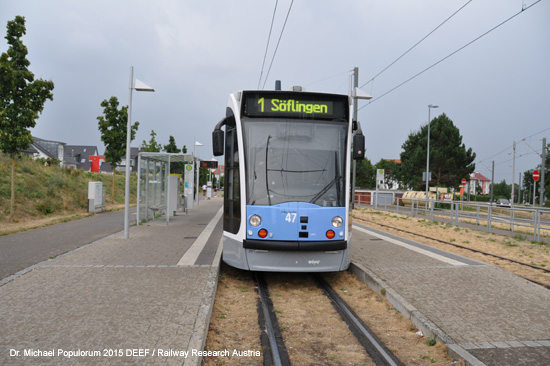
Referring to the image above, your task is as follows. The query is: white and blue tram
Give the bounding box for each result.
[212,89,365,272]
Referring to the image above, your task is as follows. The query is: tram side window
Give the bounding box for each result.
[224,127,241,234]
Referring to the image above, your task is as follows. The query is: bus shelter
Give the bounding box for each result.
[137,152,192,225]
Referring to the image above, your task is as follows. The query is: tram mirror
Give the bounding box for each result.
[353,133,365,160]
[212,130,225,156]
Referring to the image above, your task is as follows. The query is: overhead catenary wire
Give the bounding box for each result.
[358,0,543,110]
[360,0,473,89]
[477,126,549,166]
[261,0,295,90]
[303,69,351,88]
[494,150,541,167]
[257,0,279,90]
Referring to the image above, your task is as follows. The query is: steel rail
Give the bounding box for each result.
[254,273,290,366]
[314,274,404,366]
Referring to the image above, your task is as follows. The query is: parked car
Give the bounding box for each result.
[496,198,511,207]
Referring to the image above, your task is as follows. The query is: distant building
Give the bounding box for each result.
[22,137,75,169]
[65,145,100,171]
[104,147,140,173]
[385,159,401,164]
[21,137,104,172]
[212,164,225,177]
[469,172,491,195]
[19,136,143,174]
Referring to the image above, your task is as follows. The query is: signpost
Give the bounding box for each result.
[533,169,539,206]
[460,178,467,207]
[375,169,384,209]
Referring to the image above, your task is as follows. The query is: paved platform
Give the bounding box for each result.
[350,222,550,366]
[0,198,224,366]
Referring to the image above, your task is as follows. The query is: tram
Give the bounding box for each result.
[212,88,365,272]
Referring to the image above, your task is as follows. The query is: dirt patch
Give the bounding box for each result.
[205,265,461,365]
[326,271,455,365]
[203,266,263,366]
[266,273,373,365]
[353,208,550,286]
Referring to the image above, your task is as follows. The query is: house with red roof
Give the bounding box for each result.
[469,172,491,195]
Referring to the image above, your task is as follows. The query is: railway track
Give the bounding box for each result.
[255,272,403,366]
[353,216,550,289]
[255,272,291,366]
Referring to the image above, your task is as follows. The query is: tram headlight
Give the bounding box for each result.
[331,216,343,228]
[249,215,261,227]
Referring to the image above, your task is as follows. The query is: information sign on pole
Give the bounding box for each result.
[376,169,384,186]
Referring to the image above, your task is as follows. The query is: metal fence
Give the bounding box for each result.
[356,195,550,243]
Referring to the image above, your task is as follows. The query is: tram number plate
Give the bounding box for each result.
[285,212,297,223]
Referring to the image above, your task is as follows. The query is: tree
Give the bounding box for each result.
[97,96,139,202]
[0,16,54,218]
[164,135,184,176]
[140,130,162,152]
[493,180,510,199]
[355,158,375,189]
[400,113,476,190]
[163,135,180,153]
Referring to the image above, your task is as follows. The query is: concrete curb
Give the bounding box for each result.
[185,238,223,366]
[349,261,486,366]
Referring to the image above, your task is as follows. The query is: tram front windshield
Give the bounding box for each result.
[243,119,347,207]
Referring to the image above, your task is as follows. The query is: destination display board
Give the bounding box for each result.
[242,91,349,120]
[200,160,218,169]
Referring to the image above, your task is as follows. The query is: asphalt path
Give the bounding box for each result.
[0,208,135,280]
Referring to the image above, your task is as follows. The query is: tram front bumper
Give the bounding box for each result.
[243,239,347,251]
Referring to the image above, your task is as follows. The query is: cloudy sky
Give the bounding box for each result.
[1,0,548,185]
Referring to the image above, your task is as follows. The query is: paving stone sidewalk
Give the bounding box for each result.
[351,223,550,366]
[0,198,224,366]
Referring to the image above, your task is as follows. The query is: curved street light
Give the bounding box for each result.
[124,66,155,239]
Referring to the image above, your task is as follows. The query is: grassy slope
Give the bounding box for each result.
[0,153,137,225]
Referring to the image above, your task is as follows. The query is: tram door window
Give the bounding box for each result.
[224,125,241,234]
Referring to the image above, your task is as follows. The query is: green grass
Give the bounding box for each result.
[0,153,137,223]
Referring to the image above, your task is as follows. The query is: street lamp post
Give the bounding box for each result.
[124,66,154,239]
[425,104,439,209]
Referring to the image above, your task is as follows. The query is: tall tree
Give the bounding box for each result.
[400,113,476,190]
[97,96,139,202]
[0,16,55,218]
[140,130,162,152]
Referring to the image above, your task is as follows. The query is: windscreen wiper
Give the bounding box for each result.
[309,176,343,204]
